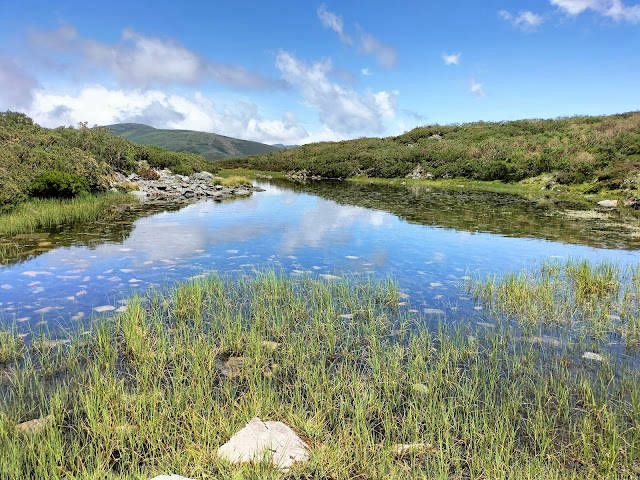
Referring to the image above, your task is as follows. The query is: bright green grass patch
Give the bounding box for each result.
[468,259,640,343]
[1,272,639,479]
[0,192,136,236]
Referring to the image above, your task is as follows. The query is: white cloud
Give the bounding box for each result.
[358,27,397,69]
[317,4,352,44]
[499,10,544,30]
[0,57,38,109]
[26,86,310,144]
[470,80,485,97]
[275,50,397,135]
[442,52,460,65]
[361,67,372,76]
[550,0,640,22]
[28,25,284,89]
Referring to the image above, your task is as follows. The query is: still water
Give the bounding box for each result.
[1,179,639,334]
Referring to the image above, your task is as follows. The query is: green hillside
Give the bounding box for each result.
[0,112,217,212]
[107,123,280,161]
[221,112,640,192]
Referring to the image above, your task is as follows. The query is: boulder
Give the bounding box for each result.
[193,171,214,182]
[217,417,310,472]
[597,199,618,208]
[16,414,55,436]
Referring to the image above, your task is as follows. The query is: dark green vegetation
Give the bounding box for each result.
[107,123,280,161]
[223,112,640,191]
[0,112,217,212]
[1,269,639,479]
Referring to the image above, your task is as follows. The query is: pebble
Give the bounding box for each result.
[430,282,443,287]
[582,352,603,362]
[93,305,116,313]
[423,308,445,315]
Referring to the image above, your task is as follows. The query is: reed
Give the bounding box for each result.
[1,271,638,478]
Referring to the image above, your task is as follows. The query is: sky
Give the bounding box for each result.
[0,1,639,145]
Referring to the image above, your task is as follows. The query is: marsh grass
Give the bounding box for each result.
[469,259,640,343]
[1,272,639,478]
[213,175,252,187]
[0,193,135,237]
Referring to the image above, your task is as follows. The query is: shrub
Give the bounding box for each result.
[30,170,89,199]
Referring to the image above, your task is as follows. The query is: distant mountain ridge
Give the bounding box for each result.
[106,123,280,161]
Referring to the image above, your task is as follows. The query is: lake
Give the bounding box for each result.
[1,179,640,336]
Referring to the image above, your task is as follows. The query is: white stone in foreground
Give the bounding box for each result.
[217,417,310,471]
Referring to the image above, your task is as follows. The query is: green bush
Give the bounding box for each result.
[30,170,90,199]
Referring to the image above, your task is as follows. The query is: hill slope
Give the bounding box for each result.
[0,113,217,212]
[107,123,280,161]
[221,112,640,191]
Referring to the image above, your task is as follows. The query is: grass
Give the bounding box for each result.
[213,175,252,187]
[468,259,640,344]
[1,271,639,478]
[221,111,640,195]
[0,193,136,237]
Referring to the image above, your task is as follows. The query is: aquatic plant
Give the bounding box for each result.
[213,175,252,187]
[0,272,638,478]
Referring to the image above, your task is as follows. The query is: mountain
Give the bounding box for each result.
[106,123,280,161]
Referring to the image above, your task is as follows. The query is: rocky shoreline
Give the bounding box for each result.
[111,169,263,203]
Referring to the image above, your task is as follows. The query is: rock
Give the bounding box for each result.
[411,383,429,394]
[131,190,148,201]
[193,171,214,182]
[423,308,445,315]
[582,351,603,362]
[624,198,640,209]
[429,134,443,140]
[217,356,245,378]
[93,305,116,313]
[319,274,341,281]
[597,199,618,208]
[216,417,310,472]
[261,340,280,351]
[15,414,54,436]
[392,442,434,456]
[527,336,561,348]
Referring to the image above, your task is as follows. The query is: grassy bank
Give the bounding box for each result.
[1,271,639,478]
[221,112,640,196]
[0,193,135,237]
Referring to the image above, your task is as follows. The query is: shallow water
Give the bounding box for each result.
[1,180,639,337]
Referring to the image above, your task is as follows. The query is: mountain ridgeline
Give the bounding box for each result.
[221,112,640,191]
[107,123,280,161]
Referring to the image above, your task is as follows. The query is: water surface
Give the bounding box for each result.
[1,180,639,335]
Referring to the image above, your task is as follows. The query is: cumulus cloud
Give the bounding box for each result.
[361,67,372,76]
[28,25,284,89]
[442,52,461,65]
[470,80,485,97]
[550,0,640,22]
[357,27,397,68]
[499,10,545,30]
[26,86,309,144]
[0,57,38,109]
[317,4,352,44]
[275,50,397,134]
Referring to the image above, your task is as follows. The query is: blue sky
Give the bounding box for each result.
[0,1,638,144]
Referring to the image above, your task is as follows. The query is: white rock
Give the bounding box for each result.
[597,199,618,208]
[94,305,116,313]
[319,274,341,281]
[217,417,310,472]
[582,351,603,362]
[423,308,445,315]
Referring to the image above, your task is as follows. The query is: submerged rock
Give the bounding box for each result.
[217,356,245,379]
[582,351,603,362]
[15,414,54,436]
[217,417,310,472]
